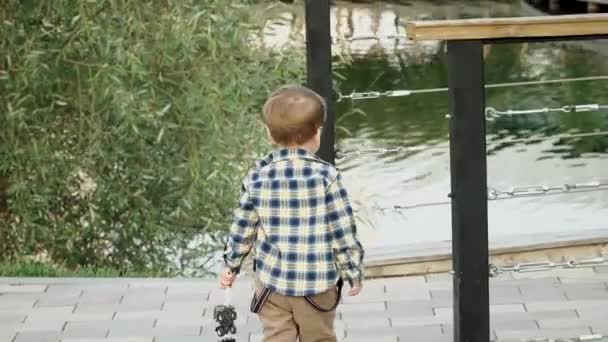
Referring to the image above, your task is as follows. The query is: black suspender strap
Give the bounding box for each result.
[250,287,272,314]
[251,278,344,314]
[303,278,344,313]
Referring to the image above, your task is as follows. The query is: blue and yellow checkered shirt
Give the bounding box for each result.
[223,148,364,296]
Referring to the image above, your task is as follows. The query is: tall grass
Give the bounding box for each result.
[0,0,304,276]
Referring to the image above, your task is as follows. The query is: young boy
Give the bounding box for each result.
[220,85,365,342]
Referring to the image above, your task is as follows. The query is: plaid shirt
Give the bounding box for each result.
[223,148,364,296]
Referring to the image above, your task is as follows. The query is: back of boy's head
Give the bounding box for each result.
[263,85,327,146]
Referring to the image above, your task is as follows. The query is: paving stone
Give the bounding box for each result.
[383,286,430,299]
[78,294,123,306]
[390,315,447,327]
[150,326,202,337]
[443,325,497,341]
[153,337,204,342]
[105,320,155,337]
[491,319,538,330]
[493,277,561,289]
[347,325,444,342]
[62,338,152,342]
[338,301,385,314]
[0,330,17,342]
[563,286,608,300]
[0,285,47,294]
[537,318,597,329]
[576,306,608,320]
[67,311,115,322]
[162,300,206,312]
[113,311,160,321]
[425,273,452,283]
[19,306,73,331]
[493,309,578,322]
[35,292,82,308]
[385,299,434,317]
[525,299,608,312]
[519,285,567,301]
[382,277,431,301]
[343,336,397,342]
[0,295,37,311]
[200,329,248,342]
[13,331,59,342]
[18,320,66,332]
[434,303,525,321]
[514,268,596,280]
[590,320,608,335]
[24,306,74,322]
[342,316,390,329]
[62,321,109,338]
[118,301,164,312]
[0,313,26,325]
[489,285,522,300]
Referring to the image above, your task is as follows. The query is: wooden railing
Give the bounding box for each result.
[407,13,608,41]
[404,13,608,342]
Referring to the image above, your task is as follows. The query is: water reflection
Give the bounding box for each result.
[262,1,608,249]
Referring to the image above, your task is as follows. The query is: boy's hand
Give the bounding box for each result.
[348,283,362,296]
[220,269,236,289]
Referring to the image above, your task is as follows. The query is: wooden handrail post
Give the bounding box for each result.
[447,40,490,342]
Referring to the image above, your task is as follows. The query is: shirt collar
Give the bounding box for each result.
[272,148,319,163]
[254,148,322,168]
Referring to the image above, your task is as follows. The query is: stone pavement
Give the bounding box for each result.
[1,267,608,342]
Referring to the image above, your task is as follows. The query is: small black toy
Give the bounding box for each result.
[214,304,237,341]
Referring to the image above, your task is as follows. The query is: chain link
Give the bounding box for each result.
[374,179,608,213]
[488,256,608,277]
[336,76,608,102]
[337,90,413,102]
[487,180,608,200]
[485,104,607,120]
[333,34,409,43]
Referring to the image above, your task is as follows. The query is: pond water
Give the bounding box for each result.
[261,0,608,251]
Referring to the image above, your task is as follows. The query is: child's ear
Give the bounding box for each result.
[265,126,276,145]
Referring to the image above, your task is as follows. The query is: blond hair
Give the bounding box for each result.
[262,85,326,146]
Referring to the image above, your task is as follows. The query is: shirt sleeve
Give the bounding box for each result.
[326,173,365,287]
[223,182,259,274]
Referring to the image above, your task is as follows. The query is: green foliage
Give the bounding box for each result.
[0,260,169,278]
[0,0,304,276]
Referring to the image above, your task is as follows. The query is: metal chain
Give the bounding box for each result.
[485,104,608,120]
[522,334,608,342]
[489,256,608,277]
[337,89,413,102]
[336,75,608,102]
[333,34,409,43]
[376,179,608,213]
[487,180,608,200]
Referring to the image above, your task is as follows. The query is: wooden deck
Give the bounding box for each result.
[365,230,608,278]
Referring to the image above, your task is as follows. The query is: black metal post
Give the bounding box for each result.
[304,0,335,165]
[447,40,490,342]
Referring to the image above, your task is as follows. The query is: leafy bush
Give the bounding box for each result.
[0,0,303,276]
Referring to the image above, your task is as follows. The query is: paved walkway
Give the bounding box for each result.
[1,267,608,342]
